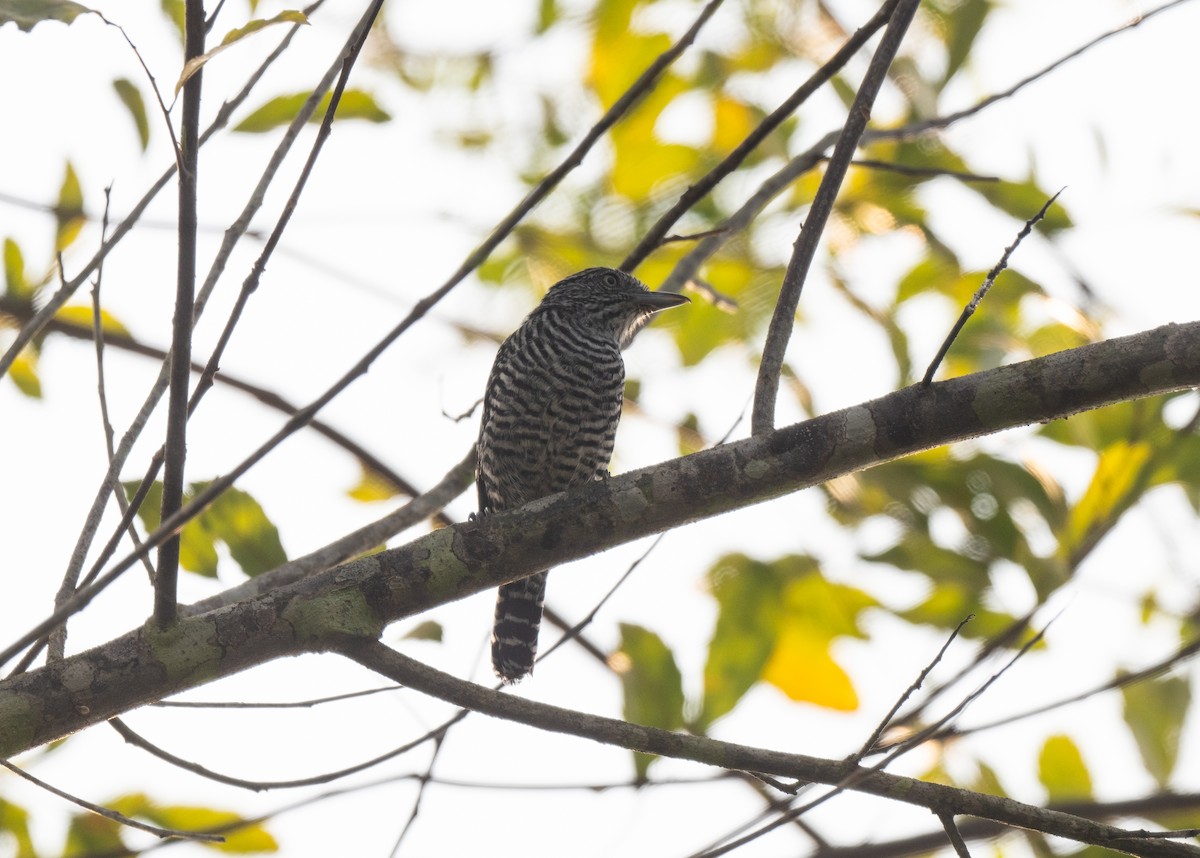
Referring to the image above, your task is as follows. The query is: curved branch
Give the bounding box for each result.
[750,0,920,435]
[336,639,1199,858]
[1,320,1197,754]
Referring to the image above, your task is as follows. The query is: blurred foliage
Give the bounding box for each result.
[2,0,1198,844]
[617,623,686,778]
[63,793,278,855]
[0,0,92,31]
[122,480,287,578]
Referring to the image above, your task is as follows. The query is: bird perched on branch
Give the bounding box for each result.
[477,267,690,682]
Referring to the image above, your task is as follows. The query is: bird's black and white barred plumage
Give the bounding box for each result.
[477,267,689,682]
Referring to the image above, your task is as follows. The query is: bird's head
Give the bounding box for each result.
[538,267,690,347]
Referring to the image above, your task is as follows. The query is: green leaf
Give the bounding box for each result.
[112,78,150,151]
[234,89,390,133]
[403,620,443,642]
[1121,674,1191,787]
[699,555,875,728]
[0,0,92,31]
[928,0,993,85]
[121,481,284,578]
[970,177,1073,234]
[159,0,183,39]
[1037,734,1093,801]
[4,237,30,298]
[176,11,308,93]
[193,482,287,577]
[699,554,782,729]
[0,797,36,858]
[617,623,685,779]
[123,480,220,577]
[65,810,124,855]
[535,0,557,33]
[55,161,85,252]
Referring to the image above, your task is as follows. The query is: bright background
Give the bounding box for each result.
[2,0,1200,855]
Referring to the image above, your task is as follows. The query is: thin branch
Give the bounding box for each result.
[0,759,223,843]
[921,190,1064,386]
[12,3,325,674]
[838,156,999,183]
[155,0,207,628]
[340,640,1200,858]
[751,0,921,435]
[3,319,1198,734]
[0,1,321,379]
[152,685,401,709]
[185,0,386,423]
[98,15,183,166]
[811,793,1200,858]
[388,732,445,855]
[620,0,901,273]
[854,615,972,760]
[14,0,727,660]
[939,813,974,858]
[0,292,454,521]
[923,636,1200,746]
[537,533,668,667]
[109,712,465,791]
[655,0,1194,302]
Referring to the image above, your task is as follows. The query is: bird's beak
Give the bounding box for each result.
[638,291,691,312]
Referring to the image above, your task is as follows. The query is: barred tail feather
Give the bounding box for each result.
[492,572,548,682]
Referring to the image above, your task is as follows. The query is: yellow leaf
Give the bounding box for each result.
[55,161,85,252]
[712,96,754,152]
[55,304,130,335]
[7,348,41,398]
[1062,440,1153,560]
[347,466,399,502]
[761,623,857,711]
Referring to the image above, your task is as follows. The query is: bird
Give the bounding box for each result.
[477,267,689,682]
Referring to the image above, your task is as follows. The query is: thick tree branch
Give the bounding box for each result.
[1,320,1197,755]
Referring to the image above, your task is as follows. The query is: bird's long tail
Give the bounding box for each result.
[492,571,548,682]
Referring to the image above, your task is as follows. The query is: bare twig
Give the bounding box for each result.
[9,0,728,664]
[920,190,1064,386]
[621,0,902,273]
[0,2,322,379]
[340,640,1200,858]
[12,4,325,675]
[752,0,921,435]
[656,0,1193,303]
[109,713,466,791]
[0,758,224,843]
[838,156,999,184]
[154,0,207,628]
[153,685,401,709]
[854,615,972,761]
[939,813,973,858]
[920,636,1200,746]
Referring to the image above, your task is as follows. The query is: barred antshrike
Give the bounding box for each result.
[477,267,689,682]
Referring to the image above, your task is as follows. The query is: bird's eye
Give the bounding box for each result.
[603,273,618,287]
